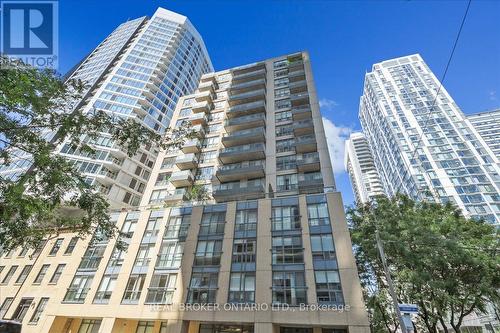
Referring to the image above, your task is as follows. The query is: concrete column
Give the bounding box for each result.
[255,322,274,333]
[187,321,200,333]
[217,201,236,304]
[299,195,317,305]
[162,319,186,333]
[98,317,116,333]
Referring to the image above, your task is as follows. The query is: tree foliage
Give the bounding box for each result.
[348,194,500,333]
[0,57,193,250]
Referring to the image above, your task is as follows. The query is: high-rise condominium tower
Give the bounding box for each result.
[467,109,500,160]
[344,132,384,204]
[359,54,500,224]
[0,8,213,208]
[0,52,369,333]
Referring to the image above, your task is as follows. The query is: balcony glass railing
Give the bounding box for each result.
[194,252,222,266]
[228,100,266,113]
[218,160,264,172]
[297,153,320,164]
[78,256,102,270]
[220,143,265,155]
[225,113,265,127]
[223,127,265,138]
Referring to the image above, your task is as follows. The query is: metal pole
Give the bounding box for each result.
[375,229,408,333]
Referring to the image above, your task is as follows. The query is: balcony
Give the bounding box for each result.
[198,81,217,94]
[219,143,266,164]
[189,113,208,126]
[194,90,215,103]
[229,78,266,94]
[289,79,307,94]
[191,124,206,137]
[232,65,266,84]
[224,112,266,132]
[191,101,212,113]
[296,153,321,172]
[295,134,317,153]
[290,92,310,106]
[182,139,201,154]
[298,173,324,194]
[78,256,102,271]
[213,182,265,202]
[288,69,306,81]
[169,170,194,187]
[226,100,266,118]
[221,127,266,147]
[164,189,189,204]
[194,253,222,266]
[293,119,314,136]
[216,162,265,182]
[228,89,266,106]
[175,153,198,170]
[292,105,312,120]
[96,169,118,185]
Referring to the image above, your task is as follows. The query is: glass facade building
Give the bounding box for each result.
[359,54,500,224]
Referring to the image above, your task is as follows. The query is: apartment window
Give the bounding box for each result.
[273,59,288,69]
[272,198,300,231]
[276,124,293,137]
[0,266,3,275]
[200,324,255,333]
[207,123,222,133]
[202,136,220,148]
[311,234,335,259]
[64,237,78,254]
[121,217,138,239]
[199,210,226,235]
[275,99,291,110]
[275,110,292,123]
[136,321,155,333]
[79,245,106,270]
[0,297,13,319]
[281,329,312,333]
[134,244,154,267]
[187,272,218,304]
[164,214,191,239]
[275,88,290,98]
[78,319,102,333]
[33,241,47,257]
[272,271,306,305]
[94,275,117,303]
[196,166,214,180]
[146,273,177,304]
[228,273,255,305]
[161,157,175,169]
[49,264,65,284]
[194,240,223,266]
[235,202,257,233]
[108,245,128,268]
[15,265,32,284]
[276,138,295,153]
[232,239,256,264]
[156,242,183,268]
[64,275,93,303]
[179,108,192,117]
[18,247,29,257]
[143,213,163,239]
[29,297,48,324]
[275,77,289,88]
[307,202,330,227]
[199,151,217,163]
[12,298,33,322]
[315,270,343,304]
[49,238,64,255]
[2,265,18,284]
[272,236,303,264]
[122,274,146,303]
[276,155,296,170]
[276,174,298,192]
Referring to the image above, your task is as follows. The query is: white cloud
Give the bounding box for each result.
[489,90,497,101]
[319,98,338,111]
[322,117,353,174]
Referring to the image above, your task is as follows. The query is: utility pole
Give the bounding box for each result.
[375,229,408,333]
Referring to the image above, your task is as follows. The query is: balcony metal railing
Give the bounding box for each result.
[271,215,302,231]
[64,288,90,303]
[145,288,175,304]
[194,253,222,266]
[78,256,102,270]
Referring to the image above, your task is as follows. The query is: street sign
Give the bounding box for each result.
[399,303,419,314]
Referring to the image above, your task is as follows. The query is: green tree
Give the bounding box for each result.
[348,194,500,333]
[0,57,192,250]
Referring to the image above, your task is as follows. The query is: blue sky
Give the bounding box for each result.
[58,0,500,206]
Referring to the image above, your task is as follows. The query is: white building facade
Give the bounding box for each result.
[344,132,384,205]
[0,8,213,208]
[467,109,500,161]
[359,54,500,224]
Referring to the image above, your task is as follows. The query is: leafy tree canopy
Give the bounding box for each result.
[0,57,192,250]
[348,194,500,333]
